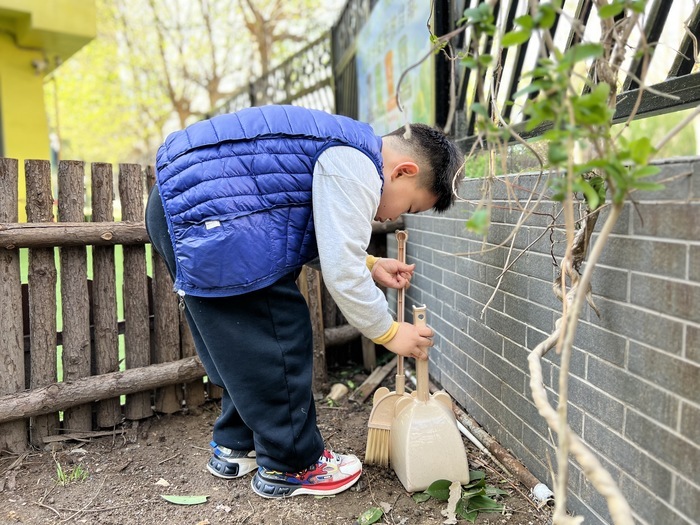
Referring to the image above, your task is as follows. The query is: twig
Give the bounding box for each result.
[157,453,180,465]
[655,104,700,153]
[33,500,62,519]
[58,475,107,523]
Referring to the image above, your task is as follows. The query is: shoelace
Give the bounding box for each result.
[264,450,338,478]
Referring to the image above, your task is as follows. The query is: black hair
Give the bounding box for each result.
[384,124,462,212]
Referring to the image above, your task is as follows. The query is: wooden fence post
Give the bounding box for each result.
[25,160,59,446]
[119,164,152,420]
[0,158,27,452]
[58,160,93,432]
[91,162,122,427]
[180,313,206,408]
[145,167,181,414]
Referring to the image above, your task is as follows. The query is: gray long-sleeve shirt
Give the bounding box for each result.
[312,146,394,340]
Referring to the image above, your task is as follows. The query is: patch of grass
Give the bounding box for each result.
[54,458,89,486]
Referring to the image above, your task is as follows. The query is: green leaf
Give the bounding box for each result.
[599,2,625,19]
[534,4,556,29]
[460,4,494,25]
[628,137,655,165]
[412,492,432,503]
[471,103,490,119]
[484,485,510,496]
[160,495,209,505]
[426,479,453,501]
[548,142,569,165]
[502,30,531,47]
[630,0,647,13]
[461,56,478,69]
[357,507,383,525]
[466,494,506,512]
[514,14,534,30]
[466,209,490,236]
[461,486,486,498]
[512,83,541,99]
[631,165,660,178]
[576,178,601,210]
[456,497,479,521]
[478,54,494,67]
[629,180,665,192]
[587,81,611,104]
[589,176,607,206]
[565,43,604,64]
[469,470,486,483]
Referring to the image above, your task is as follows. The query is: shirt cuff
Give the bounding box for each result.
[371,321,399,345]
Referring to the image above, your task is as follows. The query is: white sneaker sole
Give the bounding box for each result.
[207,455,258,479]
[250,469,362,498]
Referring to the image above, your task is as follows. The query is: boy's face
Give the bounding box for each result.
[375,164,437,222]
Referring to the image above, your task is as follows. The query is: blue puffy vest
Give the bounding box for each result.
[155,105,384,297]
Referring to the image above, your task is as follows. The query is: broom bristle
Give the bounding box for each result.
[365,428,390,467]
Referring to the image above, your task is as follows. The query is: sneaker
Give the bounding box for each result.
[251,449,362,498]
[206,441,257,479]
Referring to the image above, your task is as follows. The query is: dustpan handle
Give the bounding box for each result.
[395,230,408,392]
[412,305,429,402]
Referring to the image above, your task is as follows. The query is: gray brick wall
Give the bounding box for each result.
[392,157,699,525]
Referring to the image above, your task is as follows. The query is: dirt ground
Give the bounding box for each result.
[0,365,553,525]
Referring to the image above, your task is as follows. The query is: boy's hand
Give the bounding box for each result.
[383,322,433,360]
[371,258,415,289]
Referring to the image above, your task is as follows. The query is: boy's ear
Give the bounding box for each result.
[392,161,419,179]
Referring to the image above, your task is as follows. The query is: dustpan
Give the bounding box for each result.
[390,305,469,492]
[365,231,413,466]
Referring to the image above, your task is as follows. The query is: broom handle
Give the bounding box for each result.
[395,230,408,394]
[413,305,429,403]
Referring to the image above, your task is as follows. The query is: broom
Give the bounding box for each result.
[365,230,409,466]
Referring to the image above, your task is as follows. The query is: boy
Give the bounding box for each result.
[145,105,462,498]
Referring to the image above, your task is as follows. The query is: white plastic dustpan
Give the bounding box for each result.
[390,305,469,492]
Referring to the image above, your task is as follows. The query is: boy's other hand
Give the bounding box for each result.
[371,258,415,289]
[383,321,433,360]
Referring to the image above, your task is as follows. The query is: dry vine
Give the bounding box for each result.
[396,1,698,524]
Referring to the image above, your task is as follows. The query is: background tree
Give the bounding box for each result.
[44,0,342,165]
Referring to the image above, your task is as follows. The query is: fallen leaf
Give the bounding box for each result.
[357,507,383,525]
[160,495,209,505]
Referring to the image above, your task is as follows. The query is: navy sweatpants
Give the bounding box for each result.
[145,186,324,472]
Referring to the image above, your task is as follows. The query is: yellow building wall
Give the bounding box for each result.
[0,0,95,221]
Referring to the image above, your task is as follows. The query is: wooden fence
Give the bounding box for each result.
[0,158,396,454]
